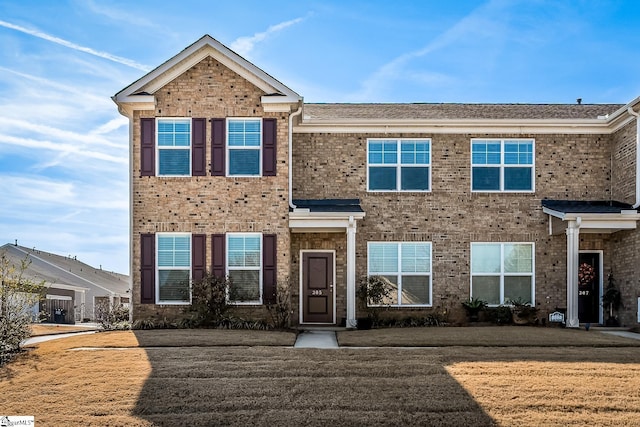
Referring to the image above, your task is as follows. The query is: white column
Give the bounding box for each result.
[346,216,357,328]
[566,219,581,328]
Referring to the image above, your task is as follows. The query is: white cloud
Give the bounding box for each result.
[81,0,156,28]
[230,16,307,57]
[348,0,509,101]
[0,19,151,71]
[0,134,127,164]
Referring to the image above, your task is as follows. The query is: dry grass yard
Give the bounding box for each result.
[1,327,639,426]
[30,323,99,336]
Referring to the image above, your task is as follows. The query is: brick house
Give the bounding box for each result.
[113,35,640,328]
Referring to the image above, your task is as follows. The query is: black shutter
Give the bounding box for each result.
[262,118,277,176]
[192,118,206,176]
[140,233,155,304]
[211,119,225,176]
[212,234,226,279]
[192,234,206,283]
[140,118,155,176]
[262,234,277,304]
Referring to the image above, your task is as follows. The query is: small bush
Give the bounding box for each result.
[96,302,130,331]
[486,306,513,325]
[185,272,230,327]
[266,280,292,329]
[1,252,46,365]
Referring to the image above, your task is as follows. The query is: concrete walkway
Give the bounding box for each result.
[23,331,97,346]
[294,330,339,349]
[600,330,640,341]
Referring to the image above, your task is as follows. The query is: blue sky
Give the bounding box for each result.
[1,0,640,274]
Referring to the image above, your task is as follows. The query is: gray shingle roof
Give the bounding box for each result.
[0,244,129,294]
[541,200,636,214]
[303,103,624,121]
[292,199,364,213]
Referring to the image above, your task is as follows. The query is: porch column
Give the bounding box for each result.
[346,216,357,328]
[566,219,581,328]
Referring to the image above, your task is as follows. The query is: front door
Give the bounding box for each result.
[301,251,334,324]
[578,252,601,323]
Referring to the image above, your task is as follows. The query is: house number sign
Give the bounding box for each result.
[311,290,323,296]
[579,290,590,296]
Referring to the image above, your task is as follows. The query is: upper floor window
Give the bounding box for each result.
[368,139,431,191]
[228,118,261,176]
[471,139,534,191]
[367,242,432,306]
[227,233,262,304]
[157,233,191,304]
[157,119,191,176]
[470,242,534,305]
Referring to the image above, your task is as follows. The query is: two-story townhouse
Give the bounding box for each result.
[114,35,640,328]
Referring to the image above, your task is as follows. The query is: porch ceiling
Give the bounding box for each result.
[542,199,640,235]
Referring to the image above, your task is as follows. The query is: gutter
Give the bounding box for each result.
[628,107,640,208]
[288,103,303,210]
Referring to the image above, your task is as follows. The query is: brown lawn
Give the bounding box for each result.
[1,328,639,426]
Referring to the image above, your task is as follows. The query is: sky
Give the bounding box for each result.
[1,0,640,275]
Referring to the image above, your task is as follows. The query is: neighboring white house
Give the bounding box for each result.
[0,243,130,323]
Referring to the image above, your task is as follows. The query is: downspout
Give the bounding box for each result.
[288,103,303,210]
[627,107,640,208]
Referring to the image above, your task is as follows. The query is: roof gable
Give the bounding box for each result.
[113,35,301,109]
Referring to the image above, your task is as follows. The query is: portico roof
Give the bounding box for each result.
[289,199,365,233]
[542,199,640,235]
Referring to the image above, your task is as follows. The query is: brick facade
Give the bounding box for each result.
[130,56,291,321]
[116,35,640,327]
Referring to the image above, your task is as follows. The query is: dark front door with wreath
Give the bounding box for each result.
[578,252,601,323]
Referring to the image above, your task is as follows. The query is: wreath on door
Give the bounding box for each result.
[578,262,595,287]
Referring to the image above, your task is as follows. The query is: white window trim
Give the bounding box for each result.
[470,138,535,193]
[156,232,191,305]
[226,232,263,305]
[367,138,432,193]
[226,117,262,177]
[470,242,535,306]
[156,117,192,177]
[367,241,433,307]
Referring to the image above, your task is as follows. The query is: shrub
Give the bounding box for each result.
[266,280,292,329]
[96,301,131,331]
[185,272,230,327]
[1,252,46,365]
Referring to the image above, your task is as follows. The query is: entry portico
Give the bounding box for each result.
[289,199,365,328]
[542,200,640,327]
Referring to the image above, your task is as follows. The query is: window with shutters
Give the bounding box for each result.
[227,233,262,304]
[227,118,261,176]
[157,233,191,304]
[367,139,431,191]
[157,118,191,176]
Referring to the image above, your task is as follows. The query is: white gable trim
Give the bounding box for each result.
[113,35,300,106]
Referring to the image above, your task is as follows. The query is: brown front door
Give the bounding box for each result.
[302,252,334,324]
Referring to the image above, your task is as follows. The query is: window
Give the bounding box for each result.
[227,233,262,303]
[157,234,191,303]
[228,118,261,176]
[368,139,431,191]
[157,118,191,176]
[471,243,534,305]
[367,242,432,306]
[471,139,534,191]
